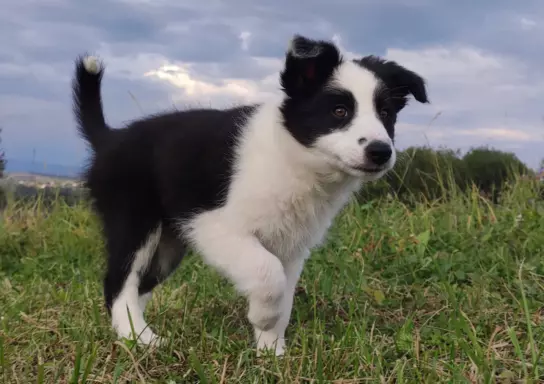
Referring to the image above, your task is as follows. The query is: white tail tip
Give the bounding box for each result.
[83,56,102,74]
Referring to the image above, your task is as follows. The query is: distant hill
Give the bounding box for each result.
[5,159,83,179]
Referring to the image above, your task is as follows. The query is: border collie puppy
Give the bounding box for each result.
[72,34,428,356]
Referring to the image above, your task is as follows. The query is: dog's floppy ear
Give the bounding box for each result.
[280,35,342,98]
[357,55,429,111]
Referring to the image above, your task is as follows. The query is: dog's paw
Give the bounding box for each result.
[256,342,285,357]
[119,328,164,347]
[138,329,164,347]
[255,329,286,357]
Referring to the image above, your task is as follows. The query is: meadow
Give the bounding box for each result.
[0,175,543,383]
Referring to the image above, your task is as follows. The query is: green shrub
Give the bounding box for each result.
[462,146,532,200]
[359,145,533,203]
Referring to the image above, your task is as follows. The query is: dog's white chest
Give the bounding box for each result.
[255,192,335,259]
[236,177,360,261]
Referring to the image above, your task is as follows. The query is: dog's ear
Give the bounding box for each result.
[280,35,342,98]
[357,55,429,111]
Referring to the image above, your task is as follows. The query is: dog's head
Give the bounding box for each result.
[279,35,429,181]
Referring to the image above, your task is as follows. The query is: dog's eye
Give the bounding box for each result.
[332,106,348,118]
[379,109,389,119]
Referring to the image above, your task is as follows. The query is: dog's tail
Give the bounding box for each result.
[72,55,110,151]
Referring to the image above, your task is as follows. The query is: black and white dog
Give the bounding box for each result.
[72,35,428,356]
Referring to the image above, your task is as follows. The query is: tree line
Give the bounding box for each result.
[0,144,541,209]
[358,146,539,203]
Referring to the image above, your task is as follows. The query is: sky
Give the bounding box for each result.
[1,0,543,171]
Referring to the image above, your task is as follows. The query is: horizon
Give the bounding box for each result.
[4,143,542,179]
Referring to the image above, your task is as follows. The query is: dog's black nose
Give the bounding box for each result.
[365,140,392,166]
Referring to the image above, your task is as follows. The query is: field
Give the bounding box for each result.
[1,180,543,383]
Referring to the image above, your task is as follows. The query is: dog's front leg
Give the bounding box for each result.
[254,253,307,356]
[186,218,288,355]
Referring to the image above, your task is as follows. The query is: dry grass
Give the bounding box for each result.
[1,180,543,383]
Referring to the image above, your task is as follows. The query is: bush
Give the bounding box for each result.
[359,145,533,203]
[462,146,532,201]
[390,146,466,200]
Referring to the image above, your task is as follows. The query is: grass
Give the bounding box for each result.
[0,180,543,383]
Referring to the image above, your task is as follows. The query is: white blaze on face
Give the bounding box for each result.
[313,61,396,174]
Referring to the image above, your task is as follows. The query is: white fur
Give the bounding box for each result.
[83,56,101,74]
[111,225,162,345]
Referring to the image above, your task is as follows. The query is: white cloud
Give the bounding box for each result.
[398,122,540,143]
[520,17,537,30]
[386,46,505,80]
[98,51,282,107]
[456,127,533,141]
[384,45,544,134]
[95,45,172,80]
[239,31,251,51]
[88,33,288,107]
[145,63,280,107]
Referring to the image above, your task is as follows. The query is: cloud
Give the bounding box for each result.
[145,63,273,105]
[239,31,252,51]
[91,46,283,109]
[384,45,544,168]
[385,44,544,121]
[520,17,538,30]
[1,0,543,170]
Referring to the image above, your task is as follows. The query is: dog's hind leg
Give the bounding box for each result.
[103,217,162,345]
[138,224,188,308]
